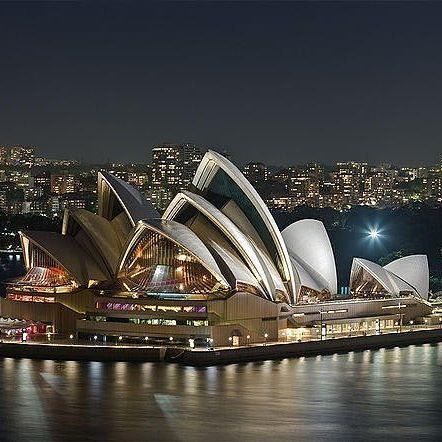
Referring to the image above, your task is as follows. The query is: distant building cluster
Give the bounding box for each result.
[0,142,441,220]
[244,160,442,211]
[0,143,206,218]
[0,145,36,167]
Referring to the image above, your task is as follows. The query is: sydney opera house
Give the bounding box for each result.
[1,151,433,345]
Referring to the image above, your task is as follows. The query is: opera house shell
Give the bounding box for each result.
[281,219,337,303]
[1,151,433,345]
[350,255,429,300]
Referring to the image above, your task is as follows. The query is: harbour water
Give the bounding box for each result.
[0,252,23,291]
[0,343,441,441]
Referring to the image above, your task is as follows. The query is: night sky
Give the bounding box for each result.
[1,0,442,165]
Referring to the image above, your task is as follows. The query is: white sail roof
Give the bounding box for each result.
[20,231,107,284]
[98,171,159,226]
[118,219,229,289]
[289,256,325,294]
[384,255,429,300]
[163,190,288,302]
[192,150,296,302]
[282,219,337,299]
[62,208,124,278]
[207,238,264,295]
[350,257,428,299]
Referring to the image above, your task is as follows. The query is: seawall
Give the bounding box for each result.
[166,328,442,366]
[0,329,441,366]
[0,342,163,362]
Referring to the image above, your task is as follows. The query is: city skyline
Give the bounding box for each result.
[0,141,441,169]
[1,144,442,218]
[2,1,442,164]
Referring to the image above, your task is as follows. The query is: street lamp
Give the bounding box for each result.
[69,334,74,340]
[118,335,123,344]
[319,310,326,340]
[228,336,232,346]
[410,320,414,331]
[264,333,268,345]
[93,335,98,342]
[144,336,149,342]
[169,336,174,342]
[397,301,404,333]
[246,334,250,345]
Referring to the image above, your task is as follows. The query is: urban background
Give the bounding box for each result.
[0,143,442,292]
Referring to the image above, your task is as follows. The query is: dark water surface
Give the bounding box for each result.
[0,252,24,285]
[0,344,441,441]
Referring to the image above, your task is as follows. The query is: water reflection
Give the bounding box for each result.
[0,344,441,441]
[0,252,24,281]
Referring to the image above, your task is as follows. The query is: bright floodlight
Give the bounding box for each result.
[369,229,379,239]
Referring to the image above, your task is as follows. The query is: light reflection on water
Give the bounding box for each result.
[0,344,441,441]
[0,252,24,282]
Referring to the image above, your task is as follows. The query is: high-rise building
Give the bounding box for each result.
[335,162,368,207]
[8,170,32,189]
[60,195,87,211]
[362,164,399,207]
[399,167,418,183]
[423,168,442,203]
[318,179,338,209]
[34,171,51,193]
[182,143,203,186]
[0,146,9,164]
[10,146,35,167]
[0,190,7,212]
[48,196,60,216]
[22,198,47,216]
[151,144,183,211]
[151,144,183,187]
[51,173,75,195]
[150,143,203,211]
[243,162,269,184]
[0,182,24,214]
[286,163,323,207]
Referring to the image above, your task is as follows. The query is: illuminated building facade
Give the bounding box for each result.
[335,161,368,207]
[243,162,269,184]
[50,173,75,195]
[1,152,432,345]
[151,144,184,211]
[151,143,203,211]
[9,146,35,167]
